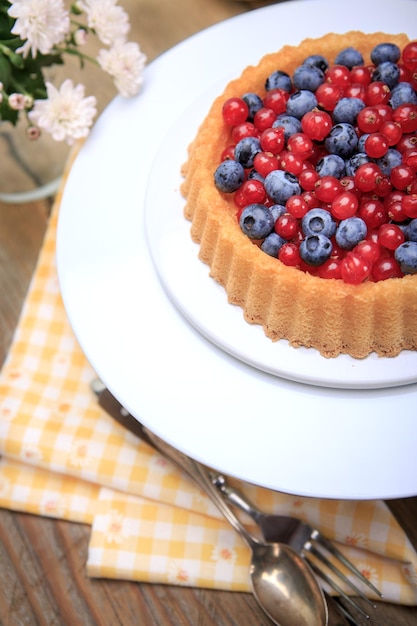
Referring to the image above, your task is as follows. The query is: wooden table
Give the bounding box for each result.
[0,1,416,624]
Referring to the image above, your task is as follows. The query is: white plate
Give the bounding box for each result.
[57,0,417,500]
[144,86,417,389]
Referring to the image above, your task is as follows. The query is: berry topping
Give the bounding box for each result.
[215,37,417,283]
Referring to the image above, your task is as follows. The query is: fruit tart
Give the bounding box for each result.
[181,31,417,359]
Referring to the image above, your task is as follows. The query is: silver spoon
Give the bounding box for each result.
[142,429,328,626]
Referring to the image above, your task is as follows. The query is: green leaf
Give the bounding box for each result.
[0,98,18,125]
[0,48,11,87]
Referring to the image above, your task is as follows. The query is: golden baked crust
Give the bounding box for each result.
[181,31,417,359]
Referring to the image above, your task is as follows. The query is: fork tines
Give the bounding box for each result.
[304,529,383,620]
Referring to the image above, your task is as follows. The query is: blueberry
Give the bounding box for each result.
[261,232,287,256]
[264,169,301,205]
[248,168,265,183]
[335,47,364,69]
[234,136,261,168]
[239,203,275,239]
[407,220,417,242]
[242,92,263,120]
[357,133,370,152]
[286,90,318,119]
[293,64,324,91]
[372,61,400,89]
[394,241,417,274]
[272,114,302,140]
[335,217,367,250]
[390,82,417,108]
[269,204,287,222]
[303,54,329,73]
[301,208,337,238]
[300,234,333,266]
[376,148,402,176]
[345,152,371,176]
[265,70,292,93]
[324,122,358,158]
[214,160,245,193]
[332,97,365,125]
[371,42,401,65]
[316,154,346,178]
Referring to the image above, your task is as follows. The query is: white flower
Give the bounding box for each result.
[8,0,70,58]
[78,0,130,46]
[28,79,97,145]
[97,41,146,97]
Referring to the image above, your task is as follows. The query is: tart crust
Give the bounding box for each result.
[181,31,417,359]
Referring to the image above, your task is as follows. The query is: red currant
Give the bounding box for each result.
[253,151,279,177]
[344,83,366,101]
[253,107,277,132]
[275,213,298,239]
[396,132,417,153]
[315,176,342,202]
[364,132,389,158]
[350,65,372,86]
[278,242,301,266]
[386,200,407,222]
[354,162,382,192]
[357,106,382,133]
[358,198,387,228]
[222,97,249,125]
[280,150,304,176]
[392,103,417,133]
[221,145,235,161]
[403,148,417,173]
[380,120,402,146]
[260,127,285,153]
[402,41,417,71]
[403,194,417,218]
[331,191,359,219]
[390,164,415,190]
[316,258,342,279]
[371,256,403,281]
[354,239,381,265]
[286,194,309,218]
[301,110,333,140]
[364,81,390,106]
[231,122,258,143]
[340,252,371,284]
[263,89,289,115]
[325,64,351,87]
[378,223,405,250]
[299,168,320,191]
[315,83,343,111]
[287,132,314,159]
[234,179,266,208]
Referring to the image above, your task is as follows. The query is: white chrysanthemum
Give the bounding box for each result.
[28,80,97,145]
[78,0,130,46]
[8,0,70,58]
[97,41,146,97]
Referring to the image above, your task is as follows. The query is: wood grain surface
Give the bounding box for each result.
[1,1,416,624]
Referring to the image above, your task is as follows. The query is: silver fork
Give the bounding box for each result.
[213,473,383,624]
[92,381,383,625]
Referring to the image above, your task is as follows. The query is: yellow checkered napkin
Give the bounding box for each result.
[0,184,417,605]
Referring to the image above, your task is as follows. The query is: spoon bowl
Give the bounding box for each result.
[249,540,327,626]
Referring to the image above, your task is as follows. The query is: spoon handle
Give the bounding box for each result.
[142,427,259,549]
[213,474,264,522]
